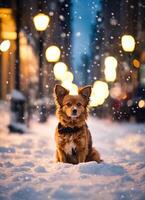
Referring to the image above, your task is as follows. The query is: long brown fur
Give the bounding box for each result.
[54,84,102,164]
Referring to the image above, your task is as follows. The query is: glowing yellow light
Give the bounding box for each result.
[61,81,78,95]
[0,40,10,52]
[60,71,74,82]
[133,59,140,68]
[90,92,105,107]
[90,81,109,107]
[93,81,109,98]
[104,66,117,82]
[53,62,68,80]
[33,13,50,31]
[138,100,145,108]
[121,35,135,52]
[104,56,117,82]
[45,45,61,62]
[104,56,118,69]
[70,83,78,95]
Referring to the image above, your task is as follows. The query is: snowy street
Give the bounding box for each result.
[1,0,145,199]
[0,104,145,200]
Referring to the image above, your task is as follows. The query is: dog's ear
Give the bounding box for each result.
[54,84,69,105]
[79,85,92,105]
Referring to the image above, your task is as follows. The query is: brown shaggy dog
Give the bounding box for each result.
[54,84,102,164]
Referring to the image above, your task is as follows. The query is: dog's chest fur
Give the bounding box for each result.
[56,126,85,151]
[55,123,91,158]
[63,135,76,155]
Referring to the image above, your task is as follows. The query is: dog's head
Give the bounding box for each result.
[54,84,91,120]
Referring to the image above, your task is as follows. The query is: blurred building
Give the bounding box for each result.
[89,0,145,93]
[0,0,72,101]
[0,0,39,100]
[88,10,104,84]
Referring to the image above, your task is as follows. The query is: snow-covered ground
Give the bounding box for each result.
[0,102,145,200]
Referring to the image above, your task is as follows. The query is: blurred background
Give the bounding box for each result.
[0,0,145,133]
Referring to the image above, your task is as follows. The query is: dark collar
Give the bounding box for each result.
[58,123,83,134]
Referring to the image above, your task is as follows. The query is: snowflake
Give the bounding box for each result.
[97,17,102,22]
[59,15,65,21]
[110,18,118,26]
[130,5,134,9]
[76,32,81,37]
[61,33,66,38]
[49,11,54,16]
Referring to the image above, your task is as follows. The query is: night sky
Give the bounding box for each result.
[72,0,100,70]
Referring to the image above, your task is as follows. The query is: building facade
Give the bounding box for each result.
[89,0,145,94]
[0,0,72,101]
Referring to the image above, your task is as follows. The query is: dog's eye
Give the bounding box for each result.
[66,102,72,107]
[77,102,82,107]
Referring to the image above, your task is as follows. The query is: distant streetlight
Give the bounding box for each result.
[121,35,135,52]
[62,71,74,82]
[61,81,78,95]
[121,35,136,88]
[33,13,50,31]
[0,40,10,52]
[104,56,118,82]
[90,81,109,107]
[104,67,117,82]
[45,45,61,62]
[104,56,118,69]
[53,62,68,80]
[33,12,50,122]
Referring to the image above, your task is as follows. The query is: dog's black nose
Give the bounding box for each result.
[72,148,77,156]
[72,109,77,115]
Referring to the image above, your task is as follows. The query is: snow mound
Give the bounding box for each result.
[0,108,145,200]
[78,161,125,176]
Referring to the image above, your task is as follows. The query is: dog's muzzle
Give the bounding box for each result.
[71,108,78,119]
[72,147,77,156]
[72,109,77,115]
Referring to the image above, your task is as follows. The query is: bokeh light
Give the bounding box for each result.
[110,83,122,99]
[104,66,117,82]
[104,56,118,69]
[138,100,145,108]
[121,35,135,52]
[53,62,68,80]
[90,81,109,107]
[45,45,61,62]
[104,56,117,82]
[33,13,50,31]
[61,81,78,95]
[132,59,140,68]
[0,40,10,52]
[61,71,74,82]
